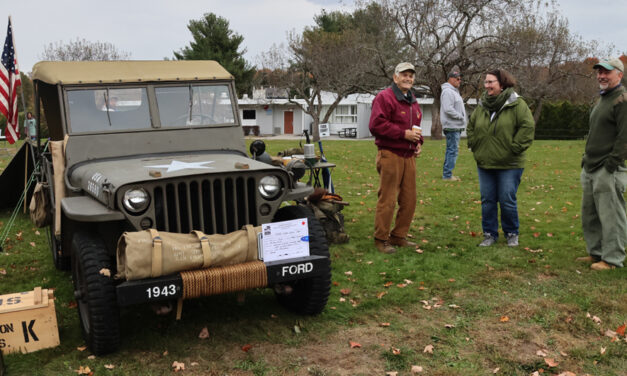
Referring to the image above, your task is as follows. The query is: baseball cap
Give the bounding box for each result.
[593,57,624,73]
[395,62,415,74]
[448,71,461,78]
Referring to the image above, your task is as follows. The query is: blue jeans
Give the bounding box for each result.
[477,167,524,238]
[442,130,461,178]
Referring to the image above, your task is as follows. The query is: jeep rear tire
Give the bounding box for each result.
[272,205,331,315]
[71,232,120,355]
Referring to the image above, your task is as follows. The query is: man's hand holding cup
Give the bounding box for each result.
[404,125,422,143]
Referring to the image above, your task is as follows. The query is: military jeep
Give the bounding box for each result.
[30,61,331,355]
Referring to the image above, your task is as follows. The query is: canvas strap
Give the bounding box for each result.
[149,229,162,278]
[192,230,212,268]
[244,225,257,261]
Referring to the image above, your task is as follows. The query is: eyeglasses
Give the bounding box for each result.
[484,80,498,84]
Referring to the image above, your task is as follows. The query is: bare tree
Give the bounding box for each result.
[382,0,538,139]
[499,11,604,121]
[259,28,380,141]
[40,38,130,61]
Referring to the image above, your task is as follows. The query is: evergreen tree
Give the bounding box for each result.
[175,13,255,97]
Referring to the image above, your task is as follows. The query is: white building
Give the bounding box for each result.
[238,88,439,138]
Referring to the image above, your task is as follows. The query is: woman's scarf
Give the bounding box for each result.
[481,87,514,113]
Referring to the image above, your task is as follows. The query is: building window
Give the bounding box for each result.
[243,109,256,120]
[332,105,357,124]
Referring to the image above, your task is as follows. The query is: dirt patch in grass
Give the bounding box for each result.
[468,298,592,369]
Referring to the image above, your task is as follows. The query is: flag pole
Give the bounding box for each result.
[9,16,29,213]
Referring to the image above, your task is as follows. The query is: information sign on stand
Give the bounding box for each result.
[259,218,310,262]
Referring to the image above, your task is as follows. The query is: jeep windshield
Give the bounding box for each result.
[66,84,236,134]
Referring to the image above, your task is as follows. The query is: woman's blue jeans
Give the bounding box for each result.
[477,167,524,238]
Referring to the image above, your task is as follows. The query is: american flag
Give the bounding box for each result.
[0,18,21,144]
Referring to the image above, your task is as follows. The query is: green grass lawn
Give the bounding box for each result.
[0,139,625,376]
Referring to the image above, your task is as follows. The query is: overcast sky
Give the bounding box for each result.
[6,0,626,74]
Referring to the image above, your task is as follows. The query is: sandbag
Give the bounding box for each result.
[116,225,260,281]
[29,182,51,228]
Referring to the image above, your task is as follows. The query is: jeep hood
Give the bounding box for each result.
[68,152,282,205]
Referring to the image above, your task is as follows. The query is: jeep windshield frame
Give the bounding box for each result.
[64,81,238,135]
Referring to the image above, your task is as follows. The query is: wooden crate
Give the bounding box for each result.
[0,287,60,354]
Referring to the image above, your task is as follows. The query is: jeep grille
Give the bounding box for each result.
[152,176,258,234]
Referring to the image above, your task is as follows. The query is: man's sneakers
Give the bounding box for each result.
[374,239,396,254]
[590,261,617,270]
[389,236,417,247]
[478,234,496,247]
[506,233,519,247]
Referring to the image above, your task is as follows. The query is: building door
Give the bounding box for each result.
[284,111,293,134]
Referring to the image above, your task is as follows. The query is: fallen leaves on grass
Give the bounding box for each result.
[415,248,424,254]
[172,361,185,372]
[544,358,559,367]
[586,312,601,324]
[600,347,606,355]
[340,288,351,296]
[536,349,548,357]
[444,324,455,329]
[386,372,398,376]
[74,366,91,375]
[423,344,434,354]
[344,271,353,276]
[499,316,510,323]
[379,322,390,327]
[104,364,115,369]
[492,367,500,374]
[392,347,401,355]
[76,346,87,351]
[198,327,209,339]
[349,341,361,348]
[376,291,387,299]
[241,344,252,352]
[616,323,626,336]
[411,365,424,373]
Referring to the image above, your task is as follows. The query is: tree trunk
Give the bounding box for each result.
[533,100,544,124]
[430,96,443,140]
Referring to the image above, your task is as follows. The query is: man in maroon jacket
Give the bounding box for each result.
[369,62,423,254]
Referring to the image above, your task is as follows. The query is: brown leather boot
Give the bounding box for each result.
[375,239,396,254]
[575,255,599,263]
[389,236,417,247]
[590,261,617,270]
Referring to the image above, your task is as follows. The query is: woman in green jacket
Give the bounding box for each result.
[467,69,535,247]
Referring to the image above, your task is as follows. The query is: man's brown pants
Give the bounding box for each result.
[374,149,416,241]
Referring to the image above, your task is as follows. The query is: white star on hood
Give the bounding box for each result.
[145,160,215,173]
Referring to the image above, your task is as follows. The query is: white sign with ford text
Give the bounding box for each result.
[261,218,310,262]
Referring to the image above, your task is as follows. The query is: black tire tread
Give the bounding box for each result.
[72,232,120,355]
[273,205,331,315]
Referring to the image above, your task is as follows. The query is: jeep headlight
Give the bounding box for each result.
[258,176,282,200]
[123,188,150,214]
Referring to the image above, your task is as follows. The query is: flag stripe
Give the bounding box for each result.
[0,18,21,144]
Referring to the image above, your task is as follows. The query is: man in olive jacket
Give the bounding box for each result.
[578,57,627,270]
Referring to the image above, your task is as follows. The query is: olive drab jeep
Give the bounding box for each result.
[30,61,331,355]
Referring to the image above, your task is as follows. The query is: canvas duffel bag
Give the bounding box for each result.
[29,182,51,228]
[116,225,260,281]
